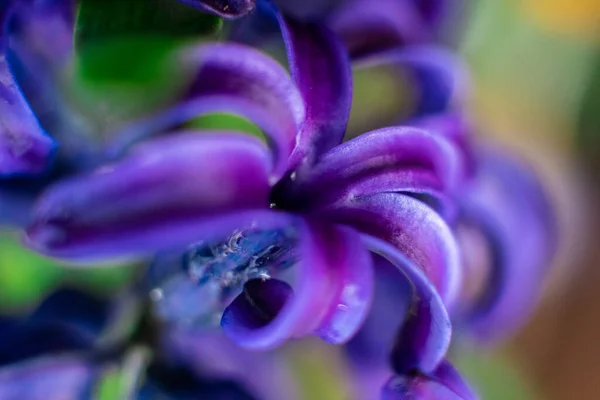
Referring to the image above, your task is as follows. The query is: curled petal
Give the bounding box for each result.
[277,12,352,166]
[413,113,476,179]
[221,219,373,349]
[25,133,273,261]
[461,146,556,342]
[305,195,460,307]
[382,360,478,400]
[357,46,469,119]
[0,356,97,399]
[0,57,55,175]
[329,0,430,60]
[109,42,304,178]
[362,235,451,374]
[275,127,462,219]
[178,0,255,19]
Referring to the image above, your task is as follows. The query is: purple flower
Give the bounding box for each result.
[25,13,462,378]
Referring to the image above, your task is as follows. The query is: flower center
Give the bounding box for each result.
[148,228,298,329]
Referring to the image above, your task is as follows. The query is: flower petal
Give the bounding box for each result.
[321,192,460,308]
[413,113,476,179]
[460,145,556,342]
[276,12,352,166]
[275,127,462,222]
[357,46,469,119]
[362,235,451,374]
[6,0,97,164]
[221,219,374,349]
[25,133,273,261]
[0,356,97,399]
[0,57,55,176]
[382,360,478,400]
[108,42,304,177]
[328,0,431,60]
[177,0,255,19]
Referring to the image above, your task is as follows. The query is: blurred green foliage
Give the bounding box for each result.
[455,350,539,400]
[0,233,135,313]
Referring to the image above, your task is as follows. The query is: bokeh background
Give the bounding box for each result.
[2,0,600,398]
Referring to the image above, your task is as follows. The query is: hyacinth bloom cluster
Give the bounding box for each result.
[0,0,556,399]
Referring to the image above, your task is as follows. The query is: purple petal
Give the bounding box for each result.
[382,360,478,400]
[276,13,352,167]
[6,0,94,163]
[221,220,374,349]
[321,193,460,308]
[0,57,55,176]
[177,0,255,19]
[460,145,556,342]
[328,0,431,60]
[108,42,304,178]
[25,133,274,261]
[357,46,469,119]
[413,113,476,179]
[0,356,97,399]
[362,235,451,374]
[274,126,462,219]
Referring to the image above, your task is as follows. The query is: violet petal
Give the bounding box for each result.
[461,145,556,342]
[108,42,304,178]
[0,57,55,176]
[362,235,451,374]
[222,219,374,349]
[276,12,352,167]
[275,126,462,219]
[382,360,478,400]
[311,193,461,307]
[25,133,274,261]
[413,112,476,179]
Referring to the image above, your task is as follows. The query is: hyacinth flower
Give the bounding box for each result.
[25,9,466,393]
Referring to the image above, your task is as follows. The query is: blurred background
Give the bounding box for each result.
[2,0,600,398]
